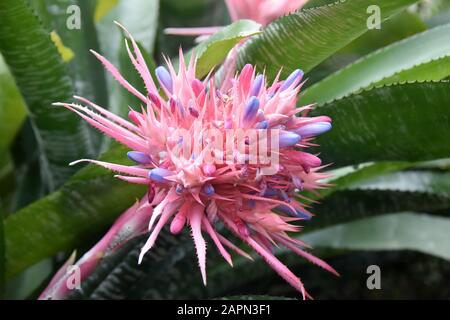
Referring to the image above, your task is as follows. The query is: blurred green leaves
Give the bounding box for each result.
[302,24,450,105]
[0,0,93,190]
[313,82,450,167]
[190,19,261,78]
[237,0,419,79]
[3,144,145,279]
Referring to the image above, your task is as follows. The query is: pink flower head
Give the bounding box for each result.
[165,0,309,37]
[53,23,336,299]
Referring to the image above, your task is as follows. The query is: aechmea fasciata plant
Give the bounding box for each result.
[41,22,336,300]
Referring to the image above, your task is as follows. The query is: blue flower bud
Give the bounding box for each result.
[280,69,304,91]
[202,183,215,196]
[242,96,260,124]
[250,74,264,97]
[127,151,152,164]
[295,122,332,138]
[155,66,173,94]
[255,120,268,129]
[279,132,301,148]
[149,168,174,183]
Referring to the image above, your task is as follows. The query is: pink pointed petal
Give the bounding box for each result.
[217,234,254,261]
[90,49,147,104]
[114,175,150,184]
[274,235,339,277]
[190,203,207,285]
[74,96,140,133]
[39,251,77,299]
[202,216,233,266]
[70,159,149,178]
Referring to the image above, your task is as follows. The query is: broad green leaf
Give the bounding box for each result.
[237,0,419,79]
[0,0,93,190]
[4,258,52,299]
[315,161,413,199]
[305,11,427,86]
[3,144,146,278]
[189,20,261,78]
[0,55,27,152]
[302,212,450,261]
[37,0,109,151]
[348,170,450,197]
[311,187,450,231]
[312,82,450,167]
[375,56,450,86]
[302,25,450,105]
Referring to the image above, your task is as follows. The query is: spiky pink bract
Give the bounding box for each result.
[51,22,336,299]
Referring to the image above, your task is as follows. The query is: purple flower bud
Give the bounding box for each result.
[250,74,264,97]
[279,190,290,202]
[255,120,268,129]
[202,183,215,196]
[279,132,301,148]
[243,96,260,124]
[155,66,173,94]
[280,69,304,91]
[295,122,332,138]
[149,168,174,183]
[275,205,312,220]
[127,151,152,164]
[261,187,277,197]
[176,184,184,194]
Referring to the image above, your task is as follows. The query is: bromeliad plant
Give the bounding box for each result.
[41,23,336,299]
[1,0,450,300]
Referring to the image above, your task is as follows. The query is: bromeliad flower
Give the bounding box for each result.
[165,0,309,38]
[45,22,336,299]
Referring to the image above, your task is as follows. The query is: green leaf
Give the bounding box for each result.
[237,0,419,79]
[302,25,450,105]
[315,161,413,199]
[348,170,450,197]
[375,56,450,86]
[0,0,93,190]
[0,55,27,152]
[302,212,450,261]
[189,19,261,78]
[305,11,427,86]
[312,82,450,167]
[311,188,450,231]
[3,144,146,279]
